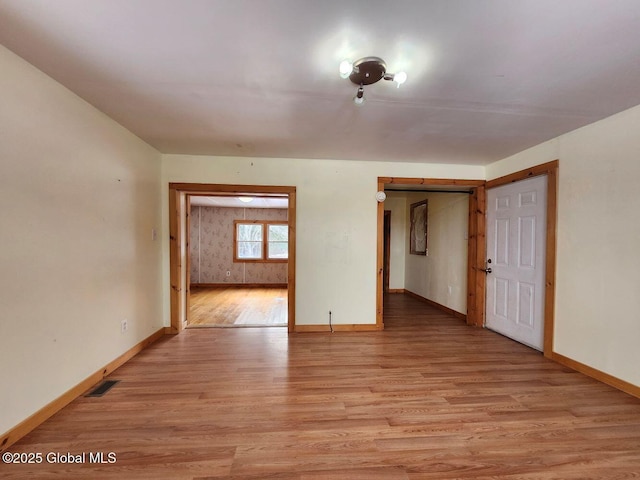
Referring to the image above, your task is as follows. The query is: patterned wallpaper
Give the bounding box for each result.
[190,206,288,284]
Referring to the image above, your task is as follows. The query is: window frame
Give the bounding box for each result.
[233,220,288,263]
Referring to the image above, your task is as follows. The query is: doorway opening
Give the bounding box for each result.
[376,177,486,329]
[188,194,289,328]
[169,183,296,333]
[377,161,558,357]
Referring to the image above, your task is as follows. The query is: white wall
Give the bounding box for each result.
[382,192,407,290]
[161,155,484,326]
[487,104,640,387]
[403,192,469,314]
[0,45,163,434]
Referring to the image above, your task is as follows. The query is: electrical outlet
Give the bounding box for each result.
[121,319,128,334]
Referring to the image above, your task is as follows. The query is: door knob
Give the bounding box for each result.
[482,258,492,273]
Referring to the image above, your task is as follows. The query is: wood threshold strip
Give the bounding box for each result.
[0,328,166,452]
[404,289,467,322]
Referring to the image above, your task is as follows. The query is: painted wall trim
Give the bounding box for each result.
[551,352,640,400]
[404,289,468,322]
[0,328,166,452]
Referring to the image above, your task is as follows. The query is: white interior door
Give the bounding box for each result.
[486,175,547,350]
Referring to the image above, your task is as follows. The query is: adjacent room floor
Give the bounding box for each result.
[188,286,288,327]
[4,294,640,479]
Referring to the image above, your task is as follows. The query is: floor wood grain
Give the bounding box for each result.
[3,294,640,479]
[189,286,287,327]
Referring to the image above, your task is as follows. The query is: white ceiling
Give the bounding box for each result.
[2,0,640,165]
[190,196,288,209]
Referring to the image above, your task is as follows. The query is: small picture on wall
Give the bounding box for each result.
[410,199,428,255]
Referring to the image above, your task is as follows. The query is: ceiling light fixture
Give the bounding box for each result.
[340,56,407,104]
[238,196,254,203]
[339,60,353,79]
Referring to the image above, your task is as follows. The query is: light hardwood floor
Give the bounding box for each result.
[3,294,640,479]
[189,286,288,327]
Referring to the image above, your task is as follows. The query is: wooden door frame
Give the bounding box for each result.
[185,195,192,326]
[383,210,391,293]
[376,177,486,329]
[377,162,557,357]
[169,183,297,333]
[485,160,558,357]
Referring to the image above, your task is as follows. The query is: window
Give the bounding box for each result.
[236,222,263,260]
[267,224,288,259]
[234,220,288,262]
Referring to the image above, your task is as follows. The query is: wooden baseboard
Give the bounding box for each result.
[551,352,640,400]
[403,286,639,399]
[294,324,382,333]
[404,290,467,321]
[1,328,166,452]
[387,289,405,294]
[191,283,288,288]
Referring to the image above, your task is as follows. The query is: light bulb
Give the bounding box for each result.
[339,60,353,79]
[394,71,407,87]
